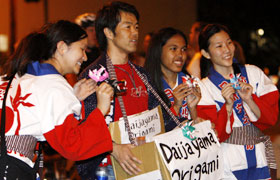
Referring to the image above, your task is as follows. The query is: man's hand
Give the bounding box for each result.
[111,143,142,175]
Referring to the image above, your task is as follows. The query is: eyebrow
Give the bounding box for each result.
[121,21,139,25]
[167,44,187,48]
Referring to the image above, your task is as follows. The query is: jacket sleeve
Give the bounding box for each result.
[246,65,279,130]
[41,85,112,161]
[197,104,234,142]
[197,81,234,142]
[44,108,112,161]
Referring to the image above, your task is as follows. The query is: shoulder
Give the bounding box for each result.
[245,64,262,72]
[132,63,147,73]
[25,74,73,96]
[201,77,215,89]
[244,64,265,78]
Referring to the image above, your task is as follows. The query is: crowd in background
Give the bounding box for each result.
[0,1,279,180]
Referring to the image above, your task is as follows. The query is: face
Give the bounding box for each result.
[110,11,139,54]
[203,30,235,72]
[161,34,187,75]
[85,26,97,48]
[62,38,88,75]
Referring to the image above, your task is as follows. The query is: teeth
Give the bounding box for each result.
[77,62,81,66]
[224,55,231,59]
[174,61,182,65]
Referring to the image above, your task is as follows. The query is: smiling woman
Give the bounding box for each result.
[0,20,114,179]
[145,27,207,130]
[200,23,279,180]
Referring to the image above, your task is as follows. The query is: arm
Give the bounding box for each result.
[242,65,279,130]
[197,104,234,142]
[172,83,191,115]
[42,82,114,161]
[251,92,279,130]
[197,82,235,142]
[237,82,261,118]
[73,78,97,101]
[172,84,201,119]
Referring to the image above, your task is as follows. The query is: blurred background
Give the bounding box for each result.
[0,0,280,179]
[1,0,280,76]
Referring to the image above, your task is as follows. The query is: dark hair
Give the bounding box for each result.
[1,20,87,80]
[145,27,188,105]
[198,23,232,78]
[95,1,139,51]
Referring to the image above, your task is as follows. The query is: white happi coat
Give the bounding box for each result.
[202,64,279,179]
[0,62,112,167]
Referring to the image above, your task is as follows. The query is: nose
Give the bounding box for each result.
[83,51,88,61]
[223,44,230,53]
[178,49,186,58]
[131,25,139,37]
[178,51,183,58]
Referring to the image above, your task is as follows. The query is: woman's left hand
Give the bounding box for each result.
[73,78,97,101]
[237,82,253,103]
[186,85,201,109]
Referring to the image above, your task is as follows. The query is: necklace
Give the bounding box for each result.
[114,64,140,97]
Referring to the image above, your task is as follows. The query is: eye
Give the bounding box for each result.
[170,47,177,51]
[182,47,187,52]
[227,40,233,45]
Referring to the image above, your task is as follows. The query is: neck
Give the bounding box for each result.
[214,66,234,79]
[162,69,178,88]
[44,58,64,75]
[107,46,129,65]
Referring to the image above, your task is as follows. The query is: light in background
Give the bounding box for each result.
[257,28,264,36]
[0,34,8,52]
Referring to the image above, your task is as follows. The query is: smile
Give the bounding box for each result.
[174,60,183,66]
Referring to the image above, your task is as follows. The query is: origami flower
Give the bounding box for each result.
[182,121,196,141]
[229,73,241,90]
[88,65,109,82]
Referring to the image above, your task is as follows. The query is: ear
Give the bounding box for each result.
[103,27,114,40]
[56,41,68,56]
[201,49,211,59]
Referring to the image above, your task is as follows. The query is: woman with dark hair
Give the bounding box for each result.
[0,20,113,179]
[200,23,279,179]
[145,27,201,124]
[145,27,225,133]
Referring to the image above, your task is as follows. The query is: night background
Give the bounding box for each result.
[197,0,280,75]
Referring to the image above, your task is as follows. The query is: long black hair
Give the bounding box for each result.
[198,23,240,78]
[1,20,87,80]
[145,27,188,106]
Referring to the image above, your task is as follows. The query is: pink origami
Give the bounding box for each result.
[88,65,109,82]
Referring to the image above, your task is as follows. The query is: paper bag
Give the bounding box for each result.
[109,106,171,180]
[110,142,171,180]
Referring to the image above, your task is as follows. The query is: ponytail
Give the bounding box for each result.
[1,32,49,80]
[200,56,212,79]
